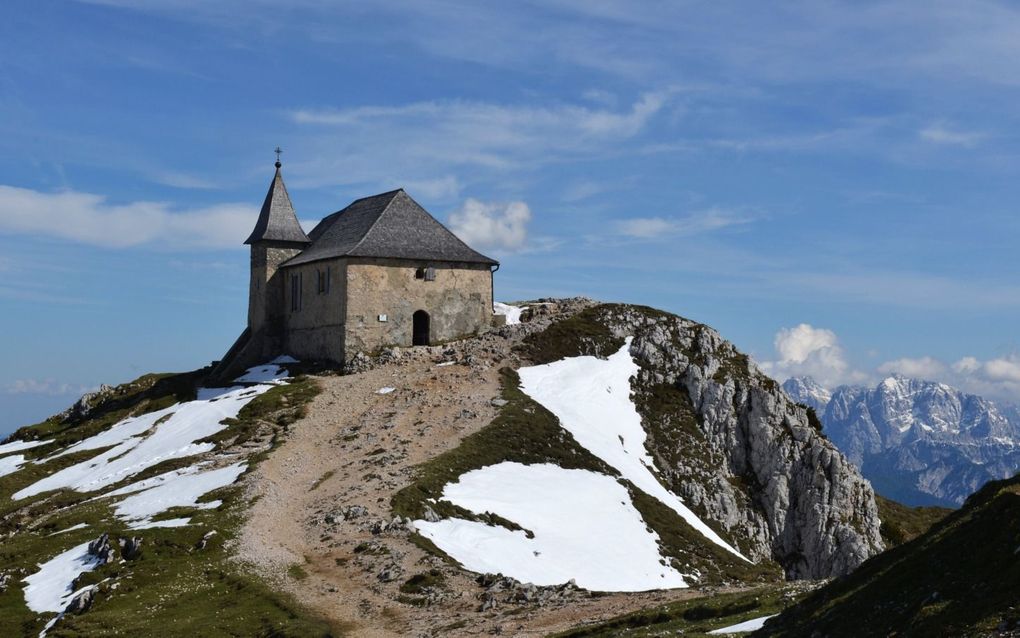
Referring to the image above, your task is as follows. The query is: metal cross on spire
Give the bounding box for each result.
[274,146,283,168]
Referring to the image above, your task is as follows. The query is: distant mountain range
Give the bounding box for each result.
[783,375,1020,507]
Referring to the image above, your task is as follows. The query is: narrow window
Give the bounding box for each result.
[424,267,436,282]
[291,273,302,311]
[415,267,426,280]
[317,269,328,294]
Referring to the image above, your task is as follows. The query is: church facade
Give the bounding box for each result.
[218,160,499,374]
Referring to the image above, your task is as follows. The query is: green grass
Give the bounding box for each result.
[550,584,807,637]
[875,493,952,547]
[518,305,625,364]
[398,570,446,594]
[760,475,1020,637]
[0,372,341,637]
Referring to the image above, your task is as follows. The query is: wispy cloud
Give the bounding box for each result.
[877,356,947,378]
[285,93,671,189]
[4,378,94,396]
[616,208,755,239]
[919,122,985,147]
[0,185,254,249]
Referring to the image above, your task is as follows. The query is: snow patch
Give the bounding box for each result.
[415,462,688,592]
[494,302,525,325]
[0,439,48,456]
[14,384,272,500]
[23,542,102,613]
[130,517,192,530]
[234,363,290,384]
[708,614,777,634]
[517,338,748,561]
[0,454,28,477]
[377,387,396,395]
[47,523,88,537]
[110,463,247,528]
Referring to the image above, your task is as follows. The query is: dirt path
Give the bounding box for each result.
[234,328,732,637]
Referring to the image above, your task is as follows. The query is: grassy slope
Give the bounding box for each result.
[0,373,339,637]
[758,475,1020,637]
[875,494,952,548]
[393,305,777,586]
[550,584,808,638]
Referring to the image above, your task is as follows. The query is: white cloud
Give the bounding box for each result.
[616,208,754,239]
[762,322,1020,404]
[0,185,255,249]
[877,356,947,379]
[760,323,868,388]
[919,123,985,147]
[949,354,1020,402]
[448,199,532,252]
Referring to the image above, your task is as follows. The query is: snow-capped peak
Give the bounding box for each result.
[781,376,832,413]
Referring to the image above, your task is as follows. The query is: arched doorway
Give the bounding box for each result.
[412,310,430,346]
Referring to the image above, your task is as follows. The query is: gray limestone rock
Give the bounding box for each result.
[597,305,884,579]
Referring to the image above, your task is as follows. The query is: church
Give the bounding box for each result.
[215,157,499,376]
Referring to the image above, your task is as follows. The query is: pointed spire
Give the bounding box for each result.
[244,154,311,245]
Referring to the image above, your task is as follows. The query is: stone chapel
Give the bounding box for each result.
[215,158,499,375]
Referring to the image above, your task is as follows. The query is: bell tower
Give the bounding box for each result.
[244,149,310,339]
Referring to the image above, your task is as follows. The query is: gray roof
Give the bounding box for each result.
[282,189,498,267]
[244,164,311,245]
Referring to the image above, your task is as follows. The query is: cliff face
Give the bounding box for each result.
[592,305,884,579]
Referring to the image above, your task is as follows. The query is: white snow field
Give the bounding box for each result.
[493,302,525,325]
[517,338,748,561]
[109,462,247,529]
[415,462,688,592]
[13,364,285,500]
[23,542,103,613]
[708,614,777,634]
[0,454,29,478]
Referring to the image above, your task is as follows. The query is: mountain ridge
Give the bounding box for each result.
[783,374,1020,506]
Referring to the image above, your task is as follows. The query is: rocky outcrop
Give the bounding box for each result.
[87,533,114,565]
[594,305,883,579]
[59,385,115,422]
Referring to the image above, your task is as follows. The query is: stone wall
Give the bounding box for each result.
[343,258,493,359]
[280,259,347,363]
[248,242,306,335]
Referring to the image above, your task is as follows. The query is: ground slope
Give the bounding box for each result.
[756,473,1020,637]
[0,363,337,637]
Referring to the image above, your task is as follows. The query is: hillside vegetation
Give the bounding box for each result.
[0,368,336,637]
[758,474,1020,637]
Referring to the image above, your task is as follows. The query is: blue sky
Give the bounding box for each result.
[2,0,1020,435]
